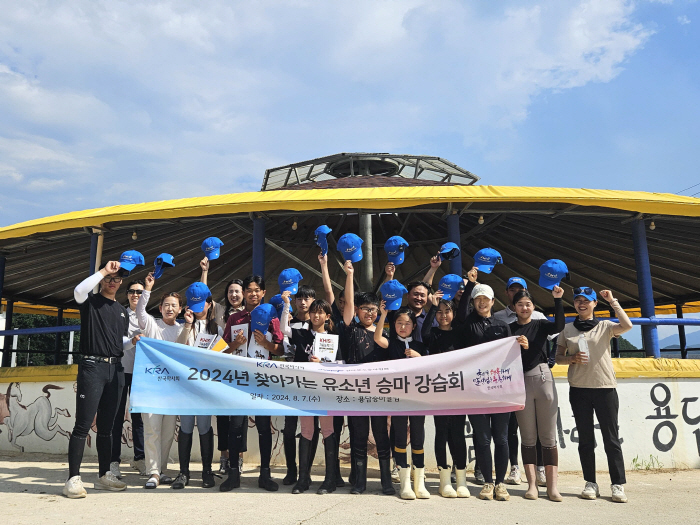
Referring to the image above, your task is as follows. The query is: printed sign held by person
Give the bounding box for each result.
[313,334,339,363]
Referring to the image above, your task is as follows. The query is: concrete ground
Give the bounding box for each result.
[1,452,697,525]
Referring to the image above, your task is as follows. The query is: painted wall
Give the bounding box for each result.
[2,372,699,472]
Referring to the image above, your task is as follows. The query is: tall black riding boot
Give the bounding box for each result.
[317,434,338,495]
[350,454,367,495]
[200,428,215,488]
[172,431,192,489]
[379,458,396,495]
[292,437,312,494]
[282,433,298,485]
[309,422,320,471]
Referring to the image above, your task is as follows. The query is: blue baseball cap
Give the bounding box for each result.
[119,250,145,275]
[278,268,303,295]
[506,277,527,290]
[251,303,276,335]
[153,253,175,279]
[201,237,224,260]
[473,248,502,274]
[315,225,332,257]
[186,282,211,313]
[539,259,569,290]
[379,280,408,311]
[384,236,409,265]
[439,242,461,261]
[438,274,465,301]
[337,233,363,263]
[269,294,285,319]
[573,286,597,302]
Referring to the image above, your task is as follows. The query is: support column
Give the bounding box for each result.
[1,299,14,368]
[89,233,99,275]
[631,219,659,358]
[609,307,620,358]
[446,210,462,276]
[359,213,373,292]
[0,254,6,305]
[252,217,266,278]
[53,308,64,365]
[677,303,687,360]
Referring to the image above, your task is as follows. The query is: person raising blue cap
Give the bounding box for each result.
[472,248,502,274]
[539,259,569,290]
[384,236,409,265]
[201,237,224,260]
[337,233,363,263]
[153,253,175,279]
[119,250,145,276]
[315,225,332,257]
[439,242,460,261]
[279,268,303,295]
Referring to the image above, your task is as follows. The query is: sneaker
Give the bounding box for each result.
[238,456,244,474]
[63,476,87,499]
[581,481,599,500]
[110,461,122,479]
[94,472,127,492]
[219,457,229,474]
[611,484,628,503]
[505,465,521,485]
[536,466,546,487]
[479,482,495,500]
[131,459,146,476]
[474,467,485,485]
[495,482,510,501]
[171,472,189,489]
[391,459,400,483]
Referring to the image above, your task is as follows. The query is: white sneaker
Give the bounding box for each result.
[581,481,599,500]
[505,465,521,485]
[536,466,546,487]
[131,459,146,476]
[611,484,628,503]
[63,476,87,499]
[94,471,127,491]
[110,461,122,479]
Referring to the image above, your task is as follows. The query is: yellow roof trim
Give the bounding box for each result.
[2,185,700,240]
[2,300,80,318]
[552,358,700,378]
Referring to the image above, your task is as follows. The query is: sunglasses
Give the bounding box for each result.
[573,287,594,296]
[127,289,144,295]
[104,276,123,284]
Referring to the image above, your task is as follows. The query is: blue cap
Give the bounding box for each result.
[315,225,332,257]
[438,274,465,301]
[337,233,363,263]
[119,250,145,275]
[506,277,527,290]
[539,259,569,290]
[384,236,409,265]
[251,303,276,335]
[573,287,597,302]
[269,294,285,319]
[186,282,211,313]
[379,280,408,311]
[153,253,175,279]
[201,237,224,260]
[439,242,461,261]
[473,248,503,274]
[278,268,303,295]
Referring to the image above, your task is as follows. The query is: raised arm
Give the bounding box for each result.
[199,257,209,285]
[343,260,355,326]
[384,262,395,284]
[546,286,566,335]
[456,267,478,323]
[319,253,335,305]
[280,291,293,338]
[600,290,633,336]
[422,255,442,287]
[135,273,158,334]
[422,291,443,343]
[373,302,390,349]
[74,261,120,303]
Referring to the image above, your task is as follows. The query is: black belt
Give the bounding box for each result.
[82,355,121,364]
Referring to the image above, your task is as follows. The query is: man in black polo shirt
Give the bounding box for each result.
[63,260,130,498]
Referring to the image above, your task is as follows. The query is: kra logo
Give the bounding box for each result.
[282,279,293,285]
[190,296,203,302]
[146,364,170,375]
[478,255,491,262]
[345,246,357,253]
[384,292,397,299]
[256,361,279,368]
[546,272,558,278]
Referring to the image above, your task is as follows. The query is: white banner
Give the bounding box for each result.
[130,336,525,416]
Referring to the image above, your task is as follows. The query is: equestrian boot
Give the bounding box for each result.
[455,468,471,498]
[350,454,367,494]
[219,462,240,492]
[292,437,313,494]
[349,458,356,486]
[317,434,338,495]
[282,433,297,485]
[172,431,192,489]
[200,428,215,488]
[438,466,457,498]
[413,467,431,499]
[379,458,396,495]
[309,422,320,471]
[258,467,279,492]
[399,467,416,500]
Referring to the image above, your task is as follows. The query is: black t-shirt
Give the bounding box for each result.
[79,292,129,358]
[457,310,512,348]
[421,304,462,355]
[509,298,565,372]
[386,338,427,361]
[289,328,315,363]
[337,319,388,364]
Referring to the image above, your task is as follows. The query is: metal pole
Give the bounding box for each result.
[609,307,620,357]
[631,219,660,358]
[252,217,266,278]
[446,210,462,276]
[1,299,14,367]
[89,233,98,275]
[359,213,373,291]
[53,308,64,365]
[68,331,74,365]
[0,254,6,305]
[676,303,687,359]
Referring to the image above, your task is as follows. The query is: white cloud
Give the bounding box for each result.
[678,15,691,25]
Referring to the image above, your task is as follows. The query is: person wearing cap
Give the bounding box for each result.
[136,272,185,489]
[457,283,524,501]
[421,267,477,498]
[63,260,131,498]
[509,285,566,501]
[221,275,285,492]
[171,282,223,490]
[374,302,427,500]
[556,287,632,503]
[338,260,393,495]
[110,279,146,480]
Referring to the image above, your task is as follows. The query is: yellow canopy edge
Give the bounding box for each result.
[2,185,700,241]
[552,358,700,379]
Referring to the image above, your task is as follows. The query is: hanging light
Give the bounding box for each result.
[478,215,484,225]
[292,218,298,231]
[131,229,138,240]
[649,221,656,231]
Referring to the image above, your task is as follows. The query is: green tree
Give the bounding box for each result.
[11,313,80,366]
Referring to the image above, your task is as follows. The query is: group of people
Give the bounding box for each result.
[63,237,632,505]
